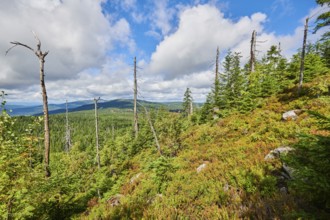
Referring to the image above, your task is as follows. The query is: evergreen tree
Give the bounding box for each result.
[260,45,284,96]
[212,47,222,109]
[182,88,193,117]
[314,0,330,40]
[289,44,328,83]
[221,51,245,109]
[199,93,213,123]
[286,112,330,214]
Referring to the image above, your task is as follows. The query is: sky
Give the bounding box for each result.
[0,0,327,104]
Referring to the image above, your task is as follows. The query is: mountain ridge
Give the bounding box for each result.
[7,99,194,116]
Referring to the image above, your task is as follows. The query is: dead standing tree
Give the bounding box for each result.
[6,32,51,177]
[298,17,309,95]
[64,99,71,152]
[137,102,162,155]
[133,57,139,139]
[94,97,101,198]
[250,30,257,73]
[94,97,101,170]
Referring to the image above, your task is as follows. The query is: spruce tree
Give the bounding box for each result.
[182,88,193,117]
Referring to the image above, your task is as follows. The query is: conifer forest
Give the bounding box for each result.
[0,0,330,219]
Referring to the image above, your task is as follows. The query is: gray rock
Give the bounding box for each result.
[282,109,302,121]
[223,183,229,191]
[282,163,294,179]
[107,194,124,207]
[196,163,207,173]
[130,172,142,184]
[265,146,294,160]
[280,187,288,194]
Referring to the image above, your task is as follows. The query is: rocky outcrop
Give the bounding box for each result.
[107,194,124,207]
[282,109,302,121]
[264,147,294,181]
[196,162,208,173]
[130,172,142,184]
[264,146,294,160]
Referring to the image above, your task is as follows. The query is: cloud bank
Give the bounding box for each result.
[0,1,325,103]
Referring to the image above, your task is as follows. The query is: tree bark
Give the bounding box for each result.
[65,99,71,152]
[215,47,219,81]
[190,99,193,115]
[298,18,309,95]
[94,98,101,169]
[39,54,51,177]
[138,102,161,155]
[6,32,51,177]
[250,30,257,73]
[133,57,138,139]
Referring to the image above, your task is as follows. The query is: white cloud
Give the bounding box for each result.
[150,0,176,36]
[148,4,266,80]
[0,0,134,90]
[1,2,326,104]
[148,4,326,82]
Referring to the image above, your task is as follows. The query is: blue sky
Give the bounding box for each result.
[102,0,318,59]
[0,0,326,104]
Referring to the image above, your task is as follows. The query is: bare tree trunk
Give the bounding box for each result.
[65,99,71,152]
[133,57,138,139]
[94,97,101,198]
[6,32,51,177]
[138,102,161,155]
[215,47,219,80]
[298,18,309,95]
[94,98,101,169]
[189,99,193,115]
[39,53,51,177]
[250,30,257,73]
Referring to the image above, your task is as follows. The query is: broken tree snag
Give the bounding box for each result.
[298,18,309,96]
[94,97,101,169]
[137,102,162,155]
[65,99,71,153]
[6,32,51,177]
[133,57,138,139]
[215,47,219,81]
[250,30,257,73]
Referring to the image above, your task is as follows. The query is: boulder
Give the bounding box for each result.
[282,163,294,179]
[107,194,124,207]
[265,146,294,160]
[282,109,302,121]
[130,172,142,184]
[196,163,207,173]
[279,187,288,194]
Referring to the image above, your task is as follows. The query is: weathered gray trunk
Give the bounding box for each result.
[6,32,51,177]
[250,30,257,73]
[133,57,138,139]
[298,18,309,95]
[39,55,51,177]
[189,100,193,115]
[94,98,101,169]
[138,102,161,155]
[215,47,219,80]
[65,99,71,152]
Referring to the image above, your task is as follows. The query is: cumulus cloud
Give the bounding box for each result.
[148,4,326,82]
[0,0,133,90]
[1,1,326,104]
[148,4,266,79]
[148,0,176,38]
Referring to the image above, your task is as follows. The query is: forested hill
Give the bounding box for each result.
[7,99,188,116]
[2,73,329,219]
[1,3,330,218]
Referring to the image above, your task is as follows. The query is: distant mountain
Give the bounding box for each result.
[7,100,92,116]
[7,99,202,116]
[40,99,174,116]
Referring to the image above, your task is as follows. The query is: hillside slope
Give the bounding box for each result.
[80,76,330,219]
